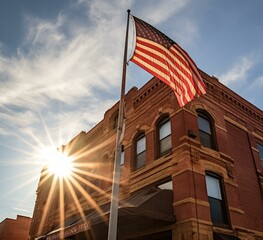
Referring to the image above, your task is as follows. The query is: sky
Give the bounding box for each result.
[0,0,263,222]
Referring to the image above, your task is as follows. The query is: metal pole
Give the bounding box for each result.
[107,9,130,240]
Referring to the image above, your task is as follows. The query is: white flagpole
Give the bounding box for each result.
[107,9,130,240]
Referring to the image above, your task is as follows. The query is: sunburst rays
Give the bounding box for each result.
[34,136,115,238]
[3,108,116,239]
[44,149,73,177]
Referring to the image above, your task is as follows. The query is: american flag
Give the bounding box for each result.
[130,16,206,107]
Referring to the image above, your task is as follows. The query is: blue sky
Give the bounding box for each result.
[0,0,262,222]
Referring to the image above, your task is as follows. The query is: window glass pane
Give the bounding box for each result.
[160,121,171,139]
[113,115,118,129]
[120,150,124,166]
[160,135,171,154]
[205,175,222,200]
[257,143,263,160]
[136,151,145,169]
[198,116,211,134]
[208,197,225,224]
[200,131,212,148]
[137,136,146,154]
[158,181,173,190]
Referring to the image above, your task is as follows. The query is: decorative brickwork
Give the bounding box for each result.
[30,70,263,240]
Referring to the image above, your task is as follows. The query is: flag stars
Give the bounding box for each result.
[131,15,207,107]
[134,16,173,49]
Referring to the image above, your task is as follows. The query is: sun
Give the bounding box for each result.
[42,148,73,178]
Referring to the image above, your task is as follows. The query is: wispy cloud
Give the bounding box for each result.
[249,76,263,89]
[0,0,199,147]
[0,0,130,145]
[137,0,190,24]
[217,56,255,86]
[135,0,199,46]
[12,207,31,213]
[1,1,144,107]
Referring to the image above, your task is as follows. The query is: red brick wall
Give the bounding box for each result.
[0,216,31,240]
[226,121,263,231]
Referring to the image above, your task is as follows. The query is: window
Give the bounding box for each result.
[197,111,216,149]
[157,116,172,157]
[134,132,146,170]
[120,145,124,166]
[205,173,229,227]
[158,181,173,190]
[257,143,263,168]
[120,145,125,175]
[113,114,119,129]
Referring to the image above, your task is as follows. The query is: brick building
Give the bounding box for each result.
[0,215,31,240]
[29,70,263,240]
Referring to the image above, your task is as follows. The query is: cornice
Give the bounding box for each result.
[202,73,263,127]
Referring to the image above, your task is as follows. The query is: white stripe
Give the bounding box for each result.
[134,48,193,101]
[133,53,193,101]
[133,51,185,97]
[133,54,177,91]
[170,43,206,95]
[136,38,197,97]
[137,37,192,76]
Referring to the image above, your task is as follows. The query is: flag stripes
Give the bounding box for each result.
[131,16,206,107]
[132,37,195,105]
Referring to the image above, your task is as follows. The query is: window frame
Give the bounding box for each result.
[120,145,125,167]
[113,113,119,129]
[133,132,146,171]
[197,110,217,150]
[156,115,172,158]
[205,172,230,228]
[256,142,263,168]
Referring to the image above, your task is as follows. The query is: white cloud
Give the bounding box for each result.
[0,4,123,109]
[249,76,263,89]
[0,0,200,111]
[12,207,31,213]
[0,109,37,129]
[217,56,255,86]
[0,128,9,136]
[0,1,133,158]
[0,0,196,148]
[134,0,199,46]
[137,0,189,24]
[24,14,66,48]
[173,18,199,46]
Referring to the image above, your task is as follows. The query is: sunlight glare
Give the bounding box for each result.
[43,149,73,177]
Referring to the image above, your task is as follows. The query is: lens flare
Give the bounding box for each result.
[43,149,73,177]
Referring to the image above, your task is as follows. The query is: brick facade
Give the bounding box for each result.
[0,215,31,240]
[30,70,263,240]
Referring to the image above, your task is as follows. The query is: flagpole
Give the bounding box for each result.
[107,9,130,240]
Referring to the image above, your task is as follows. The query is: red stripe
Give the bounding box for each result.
[134,47,189,97]
[131,50,190,105]
[131,16,206,106]
[133,41,196,100]
[171,44,206,95]
[132,52,192,105]
[136,39,193,81]
[136,38,190,67]
[132,50,184,96]
[135,39,197,97]
[132,56,188,107]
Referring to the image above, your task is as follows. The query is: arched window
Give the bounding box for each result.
[134,132,146,170]
[157,116,172,157]
[197,110,216,150]
[205,172,229,227]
